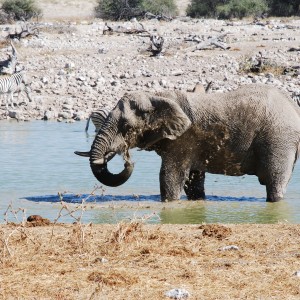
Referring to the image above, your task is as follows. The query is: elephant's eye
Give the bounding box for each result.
[121,118,134,132]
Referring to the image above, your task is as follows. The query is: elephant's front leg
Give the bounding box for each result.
[184,170,205,200]
[159,158,189,202]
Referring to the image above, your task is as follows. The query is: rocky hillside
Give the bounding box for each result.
[0,12,299,121]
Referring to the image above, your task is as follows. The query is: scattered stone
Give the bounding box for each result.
[165,288,190,299]
[73,111,87,121]
[1,18,300,121]
[65,62,75,69]
[8,110,24,120]
[293,271,300,277]
[27,215,50,226]
[172,70,184,76]
[41,77,49,84]
[220,245,239,251]
[59,111,73,119]
[93,257,108,264]
[27,215,43,222]
[44,110,58,120]
[77,76,86,82]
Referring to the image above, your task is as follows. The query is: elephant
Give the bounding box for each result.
[75,84,300,202]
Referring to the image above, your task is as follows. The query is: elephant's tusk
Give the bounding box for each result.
[74,151,90,157]
[92,158,105,165]
[105,151,116,162]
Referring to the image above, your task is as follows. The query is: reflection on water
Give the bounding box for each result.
[159,199,293,224]
[1,120,300,224]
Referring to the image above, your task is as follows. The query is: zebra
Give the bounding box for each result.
[85,107,110,133]
[0,70,31,109]
[14,82,33,106]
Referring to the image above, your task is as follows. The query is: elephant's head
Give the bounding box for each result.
[75,91,191,187]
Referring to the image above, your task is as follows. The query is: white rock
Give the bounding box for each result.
[294,271,300,277]
[165,288,190,299]
[65,62,75,69]
[220,245,239,251]
[41,77,49,84]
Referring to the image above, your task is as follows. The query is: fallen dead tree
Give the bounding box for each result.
[103,21,147,35]
[144,12,173,21]
[6,23,39,40]
[0,41,18,75]
[288,47,300,52]
[185,34,230,51]
[148,34,164,56]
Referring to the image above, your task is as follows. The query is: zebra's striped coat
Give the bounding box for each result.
[85,108,110,132]
[0,70,32,109]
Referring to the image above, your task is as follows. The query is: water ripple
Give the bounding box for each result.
[23,193,265,203]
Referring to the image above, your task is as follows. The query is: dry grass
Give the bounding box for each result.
[1,221,300,299]
[239,55,286,76]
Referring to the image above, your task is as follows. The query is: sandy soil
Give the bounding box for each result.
[1,222,300,299]
[36,0,98,21]
[36,0,190,20]
[35,0,190,20]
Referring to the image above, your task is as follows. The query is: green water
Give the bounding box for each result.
[1,120,299,224]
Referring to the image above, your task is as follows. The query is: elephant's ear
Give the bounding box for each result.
[142,95,192,148]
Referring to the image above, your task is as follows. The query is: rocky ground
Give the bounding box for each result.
[0,11,299,121]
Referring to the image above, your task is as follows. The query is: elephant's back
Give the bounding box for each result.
[220,85,300,129]
[188,84,300,132]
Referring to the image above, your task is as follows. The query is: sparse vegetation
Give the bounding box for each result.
[0,9,13,24]
[94,0,178,20]
[268,0,300,17]
[187,0,300,19]
[1,0,42,21]
[186,0,221,18]
[139,0,178,18]
[239,54,286,75]
[216,0,268,19]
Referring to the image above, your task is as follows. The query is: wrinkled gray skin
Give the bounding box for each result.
[76,85,300,202]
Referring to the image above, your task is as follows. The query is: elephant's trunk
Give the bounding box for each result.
[89,118,134,187]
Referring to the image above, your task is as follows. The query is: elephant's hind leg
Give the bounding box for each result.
[260,151,296,202]
[184,170,205,200]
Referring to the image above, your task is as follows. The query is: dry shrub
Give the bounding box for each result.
[39,24,77,34]
[0,39,10,49]
[26,215,50,227]
[167,245,197,257]
[200,224,232,239]
[109,221,143,244]
[88,270,139,286]
[260,63,286,75]
[239,55,286,75]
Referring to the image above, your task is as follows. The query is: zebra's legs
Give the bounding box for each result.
[5,94,11,109]
[9,92,19,109]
